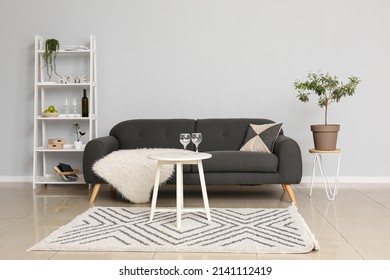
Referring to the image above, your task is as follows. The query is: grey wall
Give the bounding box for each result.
[1,0,389,179]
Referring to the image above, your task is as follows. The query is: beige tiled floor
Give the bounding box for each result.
[0,182,389,260]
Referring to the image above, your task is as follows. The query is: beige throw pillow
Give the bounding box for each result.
[240,123,282,153]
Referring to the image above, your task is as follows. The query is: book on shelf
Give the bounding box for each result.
[53,163,78,181]
[53,165,68,181]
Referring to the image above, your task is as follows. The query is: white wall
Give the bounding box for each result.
[1,0,389,179]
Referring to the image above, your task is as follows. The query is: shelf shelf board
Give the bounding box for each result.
[34,174,86,184]
[36,114,96,120]
[35,144,85,152]
[37,49,91,54]
[36,82,95,87]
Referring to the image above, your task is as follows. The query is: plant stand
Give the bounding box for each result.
[309,148,341,201]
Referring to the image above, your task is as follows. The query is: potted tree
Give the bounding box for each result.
[42,38,60,81]
[294,71,360,150]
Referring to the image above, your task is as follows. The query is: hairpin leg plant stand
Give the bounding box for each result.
[309,148,341,201]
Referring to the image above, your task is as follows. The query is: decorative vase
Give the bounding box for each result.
[311,124,340,151]
[74,141,82,150]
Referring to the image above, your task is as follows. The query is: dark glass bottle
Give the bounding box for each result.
[82,89,89,117]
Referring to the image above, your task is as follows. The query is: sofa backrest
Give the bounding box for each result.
[110,119,196,149]
[196,118,281,151]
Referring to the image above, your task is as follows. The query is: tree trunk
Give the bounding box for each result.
[324,105,328,125]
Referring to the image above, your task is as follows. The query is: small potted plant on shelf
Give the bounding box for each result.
[42,38,60,81]
[293,71,360,150]
[73,123,85,150]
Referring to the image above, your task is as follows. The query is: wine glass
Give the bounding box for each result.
[179,133,191,153]
[191,133,202,153]
[64,98,70,117]
[72,98,78,117]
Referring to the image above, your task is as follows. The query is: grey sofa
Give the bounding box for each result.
[83,118,302,204]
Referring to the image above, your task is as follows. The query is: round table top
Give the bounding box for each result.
[148,150,212,161]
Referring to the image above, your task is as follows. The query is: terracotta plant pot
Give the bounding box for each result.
[311,124,340,151]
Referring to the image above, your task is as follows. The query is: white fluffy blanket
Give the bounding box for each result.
[92,148,178,203]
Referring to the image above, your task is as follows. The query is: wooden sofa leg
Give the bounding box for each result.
[89,184,101,204]
[282,184,297,204]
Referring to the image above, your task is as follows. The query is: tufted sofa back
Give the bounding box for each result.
[195,118,281,151]
[110,119,195,149]
[109,118,282,151]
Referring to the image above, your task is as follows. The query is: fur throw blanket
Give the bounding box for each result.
[92,148,179,203]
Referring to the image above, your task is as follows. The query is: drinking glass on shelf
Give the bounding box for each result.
[64,98,70,117]
[191,133,202,153]
[179,133,191,153]
[72,98,78,117]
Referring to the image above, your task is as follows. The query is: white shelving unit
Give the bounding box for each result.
[33,35,97,189]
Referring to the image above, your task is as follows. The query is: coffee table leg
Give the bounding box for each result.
[197,160,211,222]
[176,162,184,230]
[150,161,162,222]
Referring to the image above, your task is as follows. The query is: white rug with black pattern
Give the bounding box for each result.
[29,206,319,253]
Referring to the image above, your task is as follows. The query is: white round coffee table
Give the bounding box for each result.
[148,150,212,230]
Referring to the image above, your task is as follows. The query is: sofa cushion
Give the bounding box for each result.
[195,118,282,151]
[110,119,196,150]
[191,150,278,173]
[240,123,282,153]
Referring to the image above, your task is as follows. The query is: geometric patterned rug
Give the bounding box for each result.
[29,206,319,253]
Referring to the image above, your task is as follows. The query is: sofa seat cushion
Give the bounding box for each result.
[190,150,278,173]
